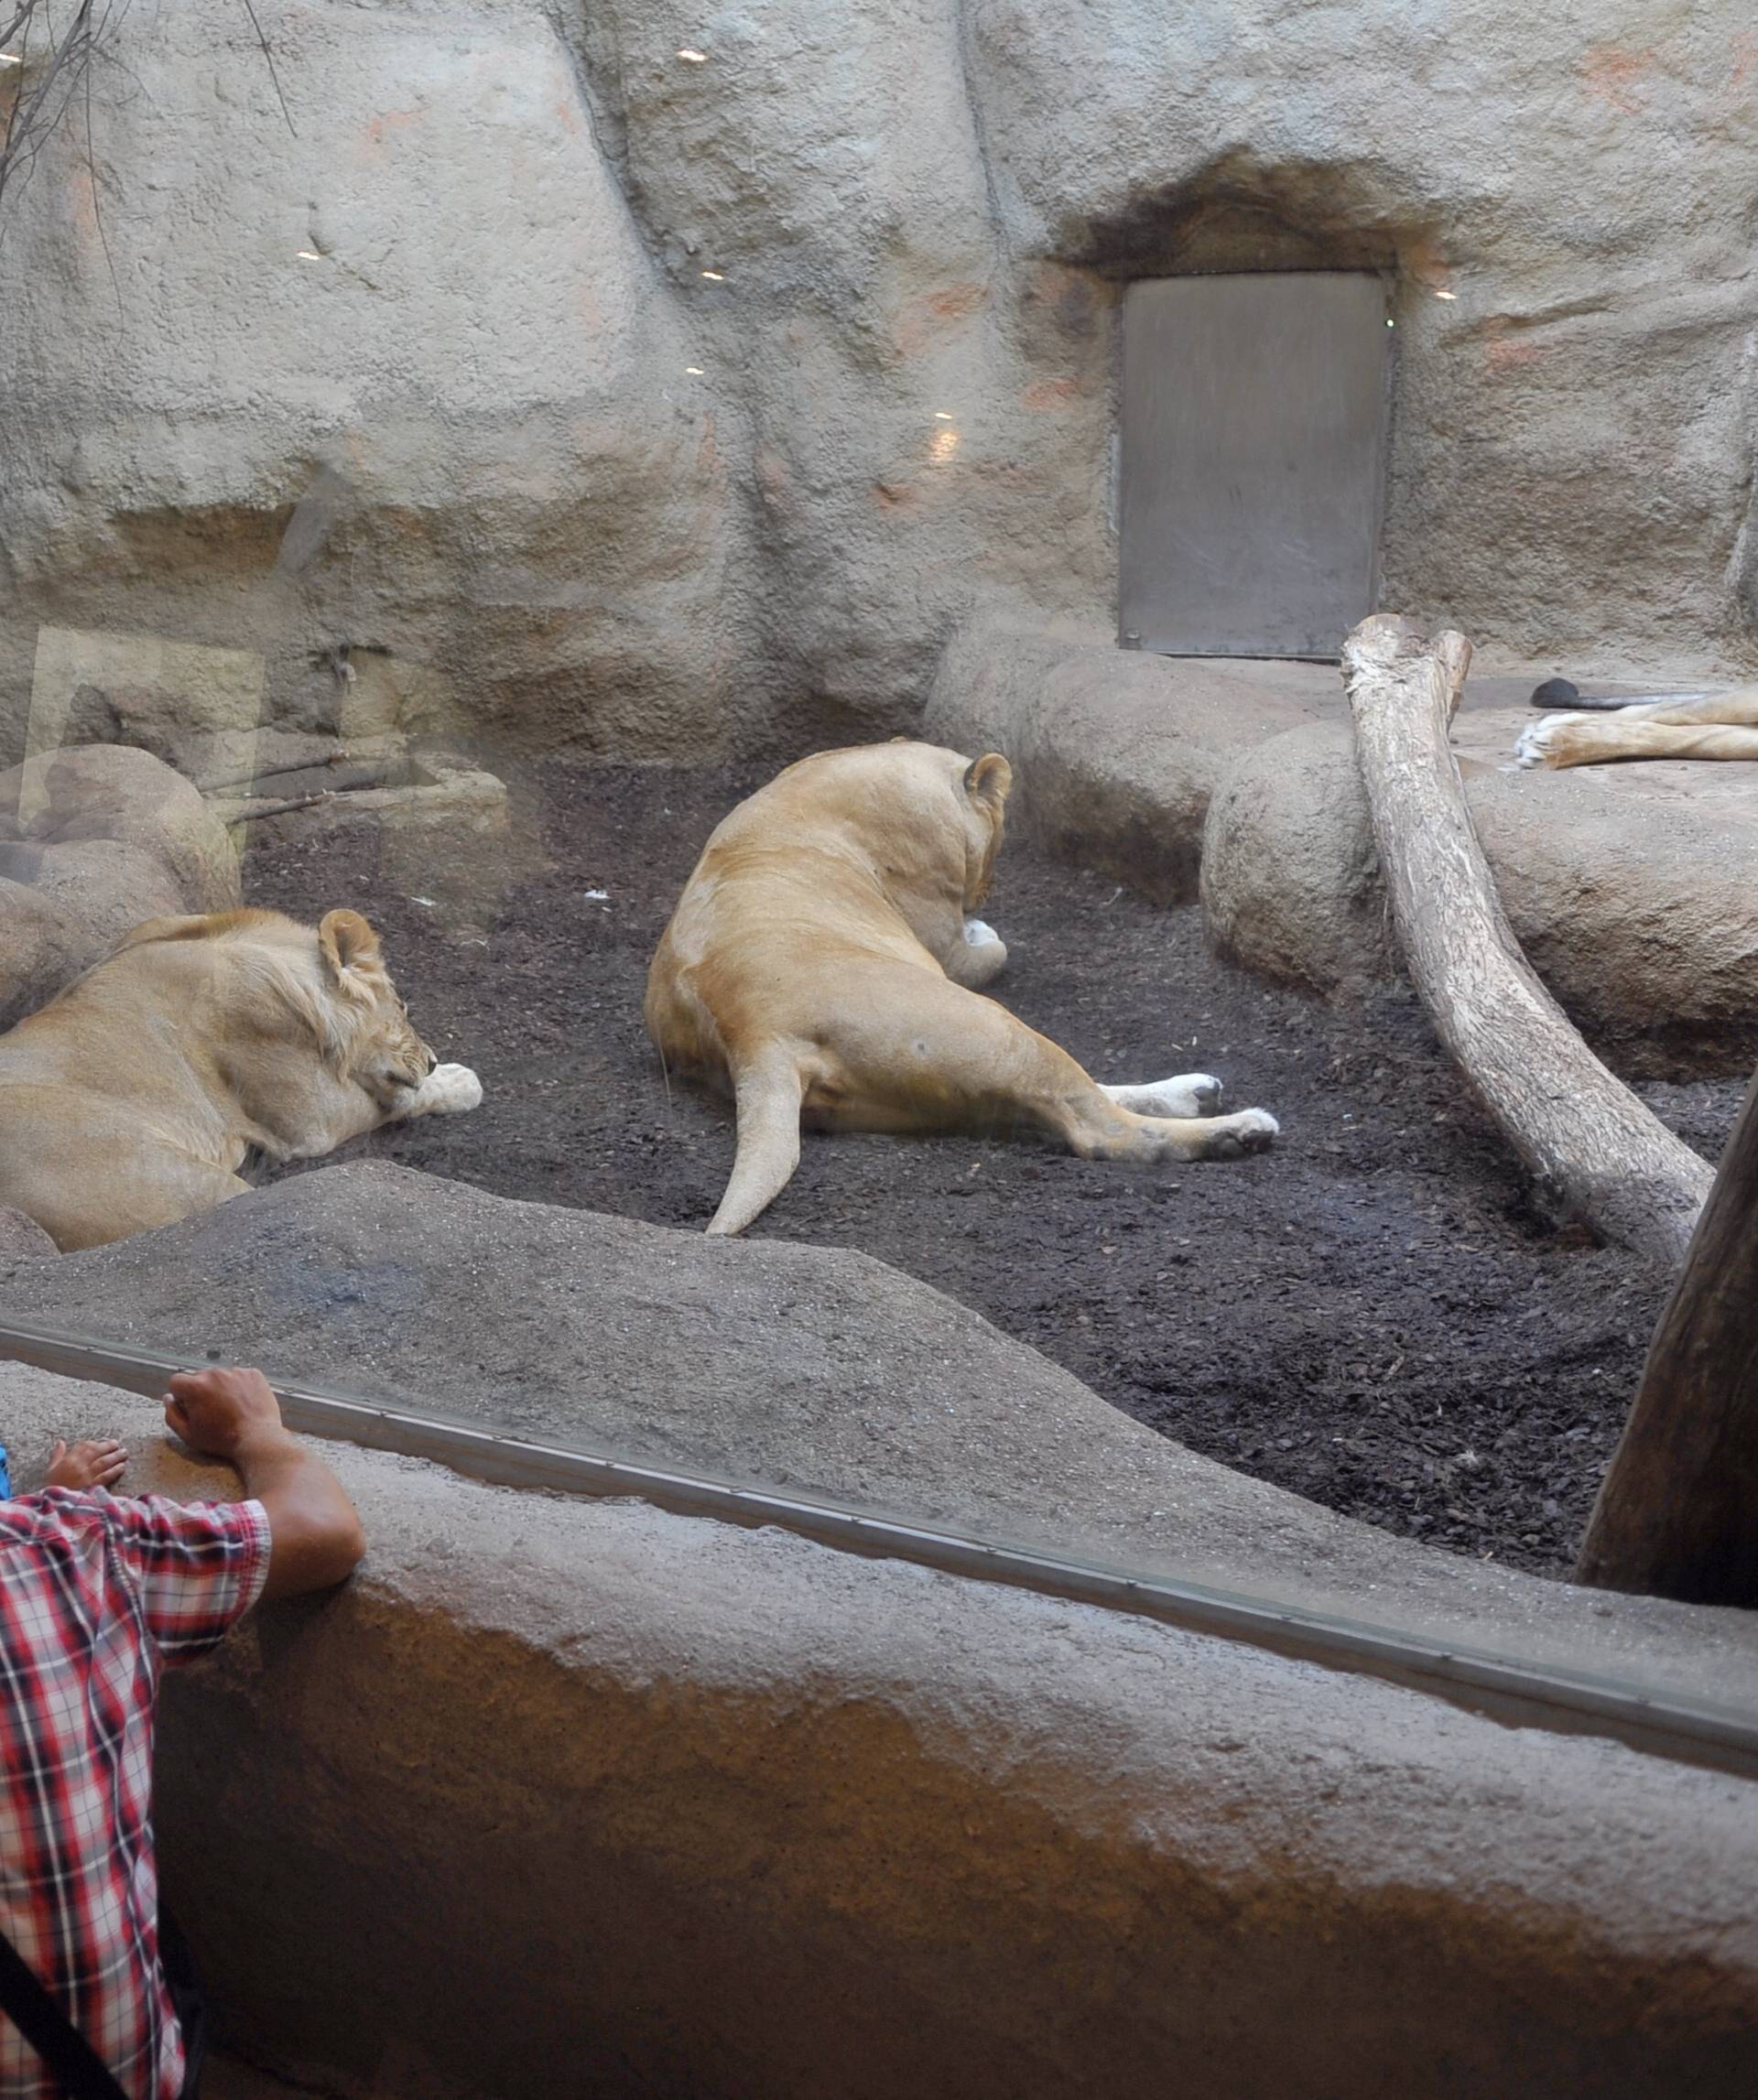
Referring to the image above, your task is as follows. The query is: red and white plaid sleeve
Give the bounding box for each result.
[61,1490,272,1661]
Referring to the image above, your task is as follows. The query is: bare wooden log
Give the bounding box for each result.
[1576,1063,1758,1602]
[1342,613,1712,1268]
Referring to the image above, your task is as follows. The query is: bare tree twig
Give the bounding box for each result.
[80,5,121,308]
[1,0,293,236]
[235,0,296,136]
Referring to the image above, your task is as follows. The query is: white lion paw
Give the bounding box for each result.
[1106,1073,1224,1119]
[1203,1107,1279,1158]
[415,1062,483,1115]
[952,917,1008,987]
[1514,713,1582,769]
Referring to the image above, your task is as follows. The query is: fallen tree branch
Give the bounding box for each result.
[1341,613,1712,1268]
[225,790,332,822]
[1576,1061,1758,1603]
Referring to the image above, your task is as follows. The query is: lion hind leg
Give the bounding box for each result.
[1517,711,1758,769]
[707,1046,808,1237]
[1598,685,1758,727]
[1053,1093,1279,1163]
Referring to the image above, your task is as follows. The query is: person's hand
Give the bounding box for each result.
[46,1438,127,1491]
[163,1368,288,1462]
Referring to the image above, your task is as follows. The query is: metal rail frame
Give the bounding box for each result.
[3,1317,1754,1782]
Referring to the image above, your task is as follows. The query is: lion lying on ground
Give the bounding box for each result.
[646,741,1278,1236]
[1516,683,1758,768]
[0,907,481,1250]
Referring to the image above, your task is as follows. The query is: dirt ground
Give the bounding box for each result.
[243,762,1743,1580]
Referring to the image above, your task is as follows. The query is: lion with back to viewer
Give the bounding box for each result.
[646,739,1278,1235]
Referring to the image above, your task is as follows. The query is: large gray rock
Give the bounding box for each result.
[0,745,241,1031]
[1202,709,1758,1074]
[1199,720,1400,1000]
[5,1158,1756,1713]
[925,613,1329,902]
[5,2,1753,769]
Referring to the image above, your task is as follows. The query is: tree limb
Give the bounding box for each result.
[1342,612,1712,1267]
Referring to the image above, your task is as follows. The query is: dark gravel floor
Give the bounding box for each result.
[243,761,1743,1578]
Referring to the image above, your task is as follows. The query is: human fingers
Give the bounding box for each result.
[165,1369,278,1456]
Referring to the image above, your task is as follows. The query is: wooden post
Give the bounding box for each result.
[1576,1063,1758,1603]
[1342,614,1713,1269]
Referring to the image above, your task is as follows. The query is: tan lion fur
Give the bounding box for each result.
[1516,686,1758,769]
[646,741,1278,1236]
[0,906,481,1250]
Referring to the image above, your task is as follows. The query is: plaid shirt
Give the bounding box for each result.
[0,1489,270,2100]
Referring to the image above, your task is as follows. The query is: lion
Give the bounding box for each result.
[646,740,1278,1237]
[0,906,481,1251]
[1515,681,1758,768]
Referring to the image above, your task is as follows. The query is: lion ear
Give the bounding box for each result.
[962,752,1012,806]
[318,908,383,980]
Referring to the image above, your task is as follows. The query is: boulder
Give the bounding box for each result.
[1201,709,1758,1075]
[925,613,1329,902]
[0,1208,57,1261]
[1199,720,1397,999]
[0,745,241,1032]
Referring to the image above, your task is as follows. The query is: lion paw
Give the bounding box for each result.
[951,917,1009,987]
[417,1062,483,1115]
[1202,1108,1279,1159]
[1514,713,1585,769]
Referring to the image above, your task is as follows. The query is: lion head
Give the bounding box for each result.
[312,908,438,1108]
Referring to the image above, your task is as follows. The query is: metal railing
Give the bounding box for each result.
[3,1316,1755,1783]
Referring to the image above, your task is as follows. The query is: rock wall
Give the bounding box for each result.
[2,2,1753,763]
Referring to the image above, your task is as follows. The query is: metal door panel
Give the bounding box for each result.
[1120,273,1389,658]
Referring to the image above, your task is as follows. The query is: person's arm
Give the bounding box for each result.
[163,1368,366,1600]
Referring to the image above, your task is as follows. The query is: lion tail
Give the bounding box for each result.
[707,1047,807,1237]
[1529,677,1714,713]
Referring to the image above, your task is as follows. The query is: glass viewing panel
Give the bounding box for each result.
[0,10,1753,1744]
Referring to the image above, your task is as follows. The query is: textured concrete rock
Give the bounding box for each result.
[561,1,1116,734]
[0,1208,57,1261]
[925,613,1329,902]
[5,1159,1757,1714]
[1200,720,1397,999]
[0,745,241,1031]
[0,7,754,763]
[1,1359,1753,2100]
[963,0,1758,682]
[6,1,1753,774]
[1202,709,1758,1074]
